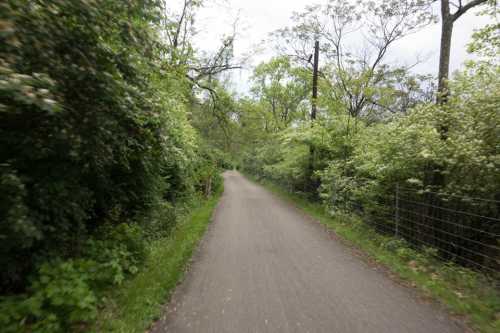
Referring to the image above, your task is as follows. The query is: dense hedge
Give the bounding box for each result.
[0,1,224,331]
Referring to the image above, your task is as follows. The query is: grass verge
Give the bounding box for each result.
[93,189,223,333]
[246,174,500,333]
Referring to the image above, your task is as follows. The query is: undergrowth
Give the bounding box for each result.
[93,187,223,332]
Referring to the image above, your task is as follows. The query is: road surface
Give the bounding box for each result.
[151,171,466,333]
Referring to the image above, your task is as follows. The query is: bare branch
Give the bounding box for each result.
[452,0,488,21]
[173,0,189,48]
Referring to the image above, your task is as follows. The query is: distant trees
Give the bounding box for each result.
[251,57,310,131]
[161,0,242,94]
[273,0,435,119]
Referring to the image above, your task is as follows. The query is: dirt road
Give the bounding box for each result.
[151,171,465,333]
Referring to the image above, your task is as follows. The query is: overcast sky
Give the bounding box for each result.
[180,0,492,95]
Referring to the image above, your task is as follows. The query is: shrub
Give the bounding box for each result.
[84,223,146,287]
[0,222,150,332]
[143,201,178,240]
[0,0,197,293]
[0,259,97,333]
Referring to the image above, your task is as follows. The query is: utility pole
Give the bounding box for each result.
[311,40,319,121]
[307,40,320,194]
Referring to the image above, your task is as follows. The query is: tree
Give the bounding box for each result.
[0,0,217,297]
[273,0,434,118]
[160,0,242,93]
[251,57,310,131]
[436,0,489,104]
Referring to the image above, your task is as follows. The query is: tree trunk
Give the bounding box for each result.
[311,40,319,121]
[437,0,488,104]
[437,16,453,105]
[431,0,488,234]
[204,176,212,198]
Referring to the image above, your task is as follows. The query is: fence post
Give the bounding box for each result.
[395,183,400,237]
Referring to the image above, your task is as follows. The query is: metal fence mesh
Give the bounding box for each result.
[349,185,500,275]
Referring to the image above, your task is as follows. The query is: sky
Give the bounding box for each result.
[179,0,493,94]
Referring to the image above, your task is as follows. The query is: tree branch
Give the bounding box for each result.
[452,0,488,21]
[173,0,189,48]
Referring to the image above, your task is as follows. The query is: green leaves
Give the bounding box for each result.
[318,61,500,210]
[0,63,60,114]
[0,259,97,333]
[0,0,219,320]
[251,57,310,131]
[239,56,499,220]
[0,221,151,332]
[0,0,229,331]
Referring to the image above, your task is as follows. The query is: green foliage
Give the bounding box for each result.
[0,222,150,332]
[320,61,500,207]
[192,145,225,195]
[1,259,97,333]
[0,0,203,291]
[84,223,146,287]
[142,201,178,241]
[467,4,499,62]
[251,57,310,131]
[95,189,223,333]
[0,0,225,331]
[240,59,500,214]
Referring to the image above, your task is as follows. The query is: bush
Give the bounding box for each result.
[143,202,178,240]
[191,146,225,197]
[0,222,150,332]
[0,0,198,293]
[0,1,224,331]
[0,259,97,333]
[84,223,146,287]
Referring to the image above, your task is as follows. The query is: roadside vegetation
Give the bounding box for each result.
[1,1,232,331]
[94,190,222,333]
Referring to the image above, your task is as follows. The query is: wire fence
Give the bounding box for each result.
[347,185,500,275]
[256,172,500,276]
